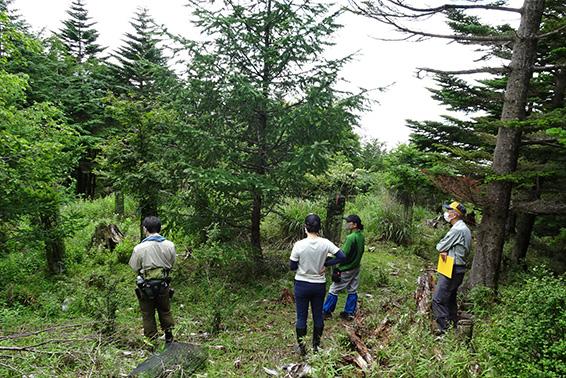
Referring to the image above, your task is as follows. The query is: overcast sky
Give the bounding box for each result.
[13,0,522,148]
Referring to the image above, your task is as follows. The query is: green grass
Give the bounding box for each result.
[2,195,561,377]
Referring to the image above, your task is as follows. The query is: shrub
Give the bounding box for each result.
[476,267,566,377]
[262,197,326,246]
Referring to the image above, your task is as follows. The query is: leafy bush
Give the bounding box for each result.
[262,197,326,246]
[476,267,566,377]
[349,192,415,245]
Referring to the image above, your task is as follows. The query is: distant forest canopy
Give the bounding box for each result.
[1,0,565,289]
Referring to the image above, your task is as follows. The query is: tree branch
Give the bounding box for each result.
[0,323,95,341]
[385,0,522,15]
[416,64,566,77]
[348,1,516,44]
[416,66,509,77]
[512,200,566,215]
[537,24,566,39]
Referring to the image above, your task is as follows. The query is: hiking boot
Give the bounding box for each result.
[339,311,354,321]
[295,327,307,356]
[164,329,174,344]
[323,312,332,320]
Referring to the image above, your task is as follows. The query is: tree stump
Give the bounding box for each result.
[91,223,124,251]
[415,269,436,315]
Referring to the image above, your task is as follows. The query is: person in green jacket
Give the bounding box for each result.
[322,214,365,320]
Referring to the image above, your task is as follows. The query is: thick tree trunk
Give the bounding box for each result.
[40,208,65,274]
[511,68,565,265]
[469,0,545,290]
[75,155,96,199]
[251,190,262,256]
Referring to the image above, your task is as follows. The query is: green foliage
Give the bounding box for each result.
[262,197,326,246]
[475,267,566,377]
[180,0,366,252]
[57,0,104,62]
[382,144,440,209]
[348,191,415,245]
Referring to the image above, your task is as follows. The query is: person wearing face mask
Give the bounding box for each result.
[432,201,471,335]
[322,214,365,321]
[289,213,346,355]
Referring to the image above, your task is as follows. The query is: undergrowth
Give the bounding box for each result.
[0,195,563,377]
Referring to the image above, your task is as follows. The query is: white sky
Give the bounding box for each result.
[13,0,522,148]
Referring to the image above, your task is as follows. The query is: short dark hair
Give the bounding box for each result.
[142,216,161,233]
[305,213,321,233]
[344,214,364,230]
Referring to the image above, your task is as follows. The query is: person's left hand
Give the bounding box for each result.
[440,252,448,262]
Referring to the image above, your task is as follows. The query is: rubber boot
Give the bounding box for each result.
[344,292,358,315]
[312,326,324,353]
[322,293,338,318]
[295,327,307,356]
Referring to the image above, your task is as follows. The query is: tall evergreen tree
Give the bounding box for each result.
[57,0,103,63]
[110,8,171,98]
[182,0,364,255]
[350,0,565,289]
[406,3,566,271]
[102,8,177,239]
[55,0,109,198]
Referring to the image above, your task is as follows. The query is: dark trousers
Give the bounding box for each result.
[432,266,466,333]
[136,286,174,339]
[294,280,326,329]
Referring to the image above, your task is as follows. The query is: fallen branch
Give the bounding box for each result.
[372,316,392,339]
[0,361,23,375]
[346,327,374,366]
[0,336,98,352]
[0,322,95,341]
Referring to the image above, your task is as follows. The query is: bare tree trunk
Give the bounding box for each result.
[511,212,536,265]
[75,154,96,199]
[469,0,545,289]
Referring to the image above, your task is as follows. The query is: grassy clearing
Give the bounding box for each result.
[2,195,563,377]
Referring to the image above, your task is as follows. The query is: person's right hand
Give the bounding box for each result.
[440,252,448,262]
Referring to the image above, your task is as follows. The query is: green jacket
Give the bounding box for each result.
[337,230,365,272]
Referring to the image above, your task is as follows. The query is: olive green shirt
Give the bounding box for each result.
[337,230,365,272]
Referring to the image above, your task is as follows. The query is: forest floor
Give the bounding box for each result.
[1,237,476,377]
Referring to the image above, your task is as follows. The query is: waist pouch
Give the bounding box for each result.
[139,279,169,299]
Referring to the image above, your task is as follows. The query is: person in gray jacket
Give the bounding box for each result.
[432,201,471,335]
[129,216,176,344]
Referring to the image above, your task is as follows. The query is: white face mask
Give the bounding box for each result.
[443,212,452,223]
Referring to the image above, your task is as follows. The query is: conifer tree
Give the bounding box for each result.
[182,0,364,255]
[102,8,177,239]
[406,4,566,270]
[57,0,103,62]
[110,8,172,98]
[350,0,564,289]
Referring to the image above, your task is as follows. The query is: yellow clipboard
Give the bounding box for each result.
[437,254,454,278]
